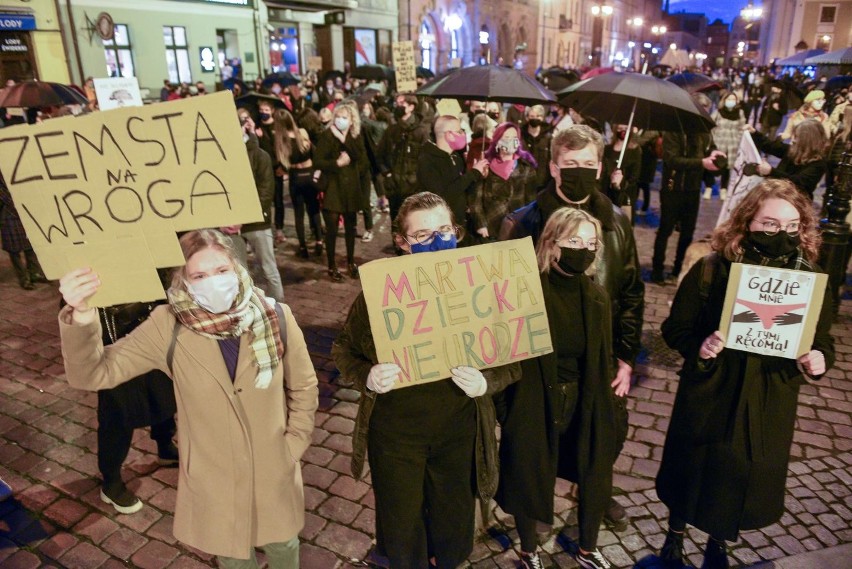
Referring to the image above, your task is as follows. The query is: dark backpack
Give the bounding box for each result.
[166,303,288,376]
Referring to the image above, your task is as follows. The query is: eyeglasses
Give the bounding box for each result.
[755,219,800,236]
[556,236,598,251]
[404,225,460,246]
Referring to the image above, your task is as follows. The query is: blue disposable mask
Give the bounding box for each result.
[410,233,457,254]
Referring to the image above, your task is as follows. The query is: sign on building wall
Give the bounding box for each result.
[93,77,143,110]
[392,41,416,93]
[0,14,36,31]
[358,237,553,389]
[0,91,262,307]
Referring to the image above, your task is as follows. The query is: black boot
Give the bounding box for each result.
[24,250,48,283]
[659,528,686,568]
[701,538,729,569]
[9,253,33,290]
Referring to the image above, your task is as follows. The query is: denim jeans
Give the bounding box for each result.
[243,229,285,301]
[217,537,299,569]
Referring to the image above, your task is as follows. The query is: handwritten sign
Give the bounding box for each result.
[94,77,143,111]
[436,99,462,118]
[307,56,323,72]
[359,237,553,389]
[0,91,263,307]
[392,41,416,93]
[720,263,827,359]
[716,132,762,227]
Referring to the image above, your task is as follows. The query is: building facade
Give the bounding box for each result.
[705,19,729,67]
[760,0,852,65]
[0,0,71,84]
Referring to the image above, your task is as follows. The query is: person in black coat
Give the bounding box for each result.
[313,101,371,281]
[601,124,641,215]
[749,119,828,201]
[416,115,488,244]
[657,179,835,569]
[495,207,619,569]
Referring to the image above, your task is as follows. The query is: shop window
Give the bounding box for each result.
[819,5,837,23]
[450,28,459,63]
[816,34,832,51]
[164,26,192,84]
[103,24,134,78]
[270,27,299,73]
[420,21,434,70]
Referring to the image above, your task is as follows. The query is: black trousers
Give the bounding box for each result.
[289,169,322,246]
[97,399,175,486]
[652,190,700,276]
[368,382,476,569]
[273,175,286,230]
[323,210,357,268]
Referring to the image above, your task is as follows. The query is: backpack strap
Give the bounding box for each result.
[274,303,288,356]
[166,319,181,376]
[699,253,718,302]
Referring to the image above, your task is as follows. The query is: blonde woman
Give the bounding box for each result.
[313,101,371,281]
[57,229,318,568]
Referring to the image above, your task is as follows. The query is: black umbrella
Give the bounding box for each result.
[666,72,723,93]
[235,92,287,110]
[540,67,580,92]
[262,71,300,88]
[558,72,714,167]
[416,66,435,79]
[223,78,250,95]
[0,81,88,108]
[322,70,345,84]
[826,75,852,95]
[768,78,804,110]
[351,64,395,82]
[415,65,556,106]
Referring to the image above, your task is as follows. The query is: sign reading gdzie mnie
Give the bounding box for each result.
[720,263,827,359]
[359,237,553,389]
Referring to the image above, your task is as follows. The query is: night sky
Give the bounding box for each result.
[667,0,755,26]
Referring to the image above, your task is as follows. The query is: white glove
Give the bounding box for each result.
[451,366,487,398]
[366,363,401,394]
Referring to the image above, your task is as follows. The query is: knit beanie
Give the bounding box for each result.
[804,90,825,104]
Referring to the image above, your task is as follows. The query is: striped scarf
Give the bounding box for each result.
[167,264,283,388]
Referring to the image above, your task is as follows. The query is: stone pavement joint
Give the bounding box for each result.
[0,189,850,568]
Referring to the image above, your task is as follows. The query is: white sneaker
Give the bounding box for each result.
[361,230,373,242]
[702,187,712,200]
[720,188,727,201]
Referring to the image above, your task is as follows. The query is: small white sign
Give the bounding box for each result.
[94,77,143,111]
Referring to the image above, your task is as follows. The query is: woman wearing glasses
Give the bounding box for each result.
[494,207,619,569]
[332,192,520,569]
[656,179,835,569]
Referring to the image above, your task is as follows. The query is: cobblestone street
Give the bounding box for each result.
[1,189,850,569]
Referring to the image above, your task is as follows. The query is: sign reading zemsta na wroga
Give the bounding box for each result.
[0,91,263,307]
[358,237,553,389]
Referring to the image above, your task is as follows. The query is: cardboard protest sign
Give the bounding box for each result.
[392,41,417,93]
[0,91,263,307]
[436,99,462,118]
[307,56,323,72]
[94,77,143,110]
[716,132,762,227]
[719,263,827,359]
[359,237,553,389]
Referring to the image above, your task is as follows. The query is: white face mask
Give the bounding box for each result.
[271,85,282,95]
[812,99,825,110]
[187,272,239,313]
[724,100,736,109]
[334,116,350,131]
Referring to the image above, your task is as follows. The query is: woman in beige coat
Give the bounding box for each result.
[58,230,318,569]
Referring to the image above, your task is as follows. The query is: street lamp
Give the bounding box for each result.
[627,17,643,70]
[590,4,612,67]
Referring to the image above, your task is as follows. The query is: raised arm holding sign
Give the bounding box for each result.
[0,91,263,306]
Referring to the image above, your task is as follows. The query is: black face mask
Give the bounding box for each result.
[527,118,543,128]
[558,167,599,202]
[393,106,407,120]
[487,111,500,121]
[557,247,596,275]
[746,230,801,259]
[468,109,485,122]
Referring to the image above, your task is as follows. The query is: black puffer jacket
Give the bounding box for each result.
[499,182,645,366]
[242,133,275,234]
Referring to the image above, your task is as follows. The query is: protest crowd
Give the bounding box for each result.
[0,59,850,569]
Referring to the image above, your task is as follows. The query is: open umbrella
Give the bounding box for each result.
[825,75,852,95]
[235,92,287,110]
[0,81,88,108]
[558,72,714,168]
[351,64,395,82]
[223,78,250,95]
[415,65,556,106]
[666,72,723,93]
[262,71,300,88]
[322,70,345,84]
[540,67,580,92]
[416,66,435,79]
[580,67,615,80]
